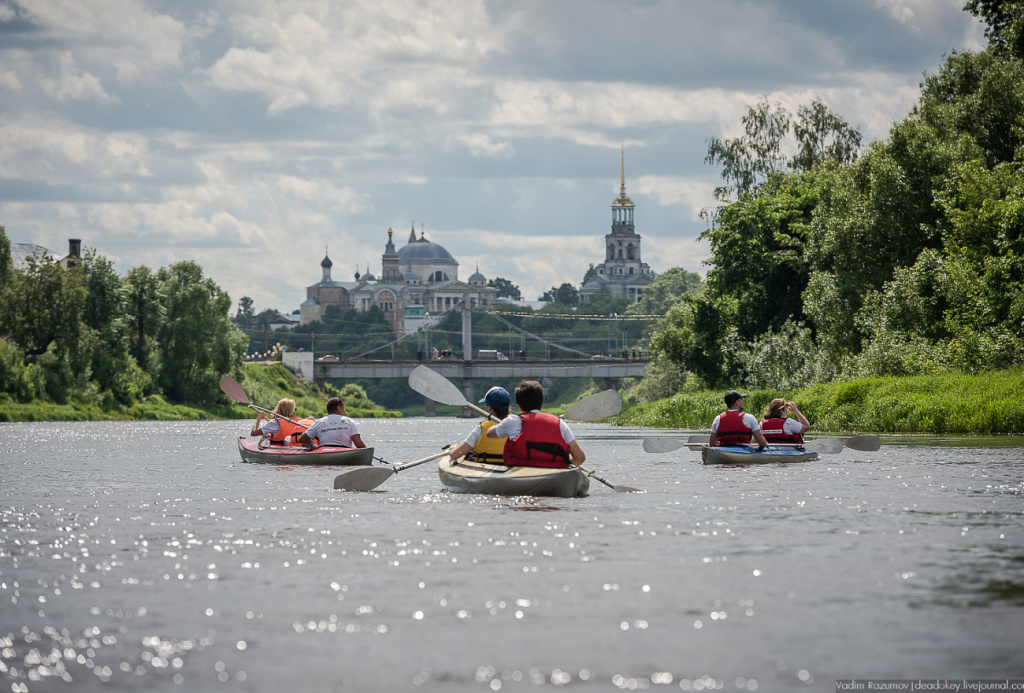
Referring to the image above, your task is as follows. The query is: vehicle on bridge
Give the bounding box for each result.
[477,349,509,361]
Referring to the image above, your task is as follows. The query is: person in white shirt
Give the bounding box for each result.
[299,397,366,449]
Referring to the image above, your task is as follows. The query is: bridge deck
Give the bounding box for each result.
[313,358,648,381]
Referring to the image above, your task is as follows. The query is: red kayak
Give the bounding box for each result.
[236,438,374,466]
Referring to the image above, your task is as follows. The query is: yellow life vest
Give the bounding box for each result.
[473,420,507,463]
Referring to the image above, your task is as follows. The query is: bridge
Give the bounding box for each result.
[280,304,650,413]
[283,353,647,414]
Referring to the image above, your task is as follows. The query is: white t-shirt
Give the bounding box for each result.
[305,414,360,447]
[492,411,575,444]
[710,411,760,433]
[260,419,282,435]
[463,424,484,446]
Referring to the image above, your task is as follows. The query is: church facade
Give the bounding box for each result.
[578,155,655,303]
[300,226,498,335]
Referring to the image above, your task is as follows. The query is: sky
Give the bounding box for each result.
[0,0,986,313]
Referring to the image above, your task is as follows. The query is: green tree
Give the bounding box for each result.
[540,282,579,306]
[236,296,255,326]
[487,277,522,300]
[123,265,161,374]
[0,226,11,290]
[705,98,791,201]
[626,267,702,316]
[650,294,737,388]
[702,171,817,339]
[792,99,863,172]
[154,261,245,403]
[706,97,862,202]
[80,249,129,396]
[964,0,1024,58]
[581,264,597,286]
[0,254,86,359]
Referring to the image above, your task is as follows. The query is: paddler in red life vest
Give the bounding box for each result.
[299,396,366,449]
[249,398,314,446]
[760,398,810,445]
[485,379,587,468]
[709,390,769,449]
[448,386,512,464]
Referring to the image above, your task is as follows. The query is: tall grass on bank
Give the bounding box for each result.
[0,363,401,422]
[617,368,1024,434]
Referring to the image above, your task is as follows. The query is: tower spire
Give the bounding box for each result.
[620,147,626,193]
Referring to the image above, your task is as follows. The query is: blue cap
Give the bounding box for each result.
[479,386,511,411]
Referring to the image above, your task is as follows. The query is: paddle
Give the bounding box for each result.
[643,434,708,453]
[407,366,641,493]
[334,450,450,491]
[219,375,312,431]
[642,433,880,455]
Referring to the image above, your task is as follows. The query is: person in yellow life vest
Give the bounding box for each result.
[448,386,512,463]
[250,398,313,446]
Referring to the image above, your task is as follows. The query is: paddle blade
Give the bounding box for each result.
[563,389,622,422]
[408,366,467,406]
[844,435,882,452]
[643,438,688,453]
[334,467,396,492]
[219,376,249,405]
[804,438,844,454]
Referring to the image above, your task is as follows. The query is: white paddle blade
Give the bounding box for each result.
[804,438,844,454]
[219,375,250,404]
[563,389,622,422]
[408,366,467,406]
[334,467,396,492]
[643,438,688,453]
[844,435,882,451]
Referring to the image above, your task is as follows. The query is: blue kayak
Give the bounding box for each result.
[701,444,818,465]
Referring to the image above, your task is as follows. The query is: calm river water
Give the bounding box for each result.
[1,418,1022,693]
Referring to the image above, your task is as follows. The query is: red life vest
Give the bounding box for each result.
[761,417,803,444]
[503,412,572,468]
[715,410,753,445]
[269,418,314,445]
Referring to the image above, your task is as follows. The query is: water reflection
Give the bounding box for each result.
[1,419,1023,690]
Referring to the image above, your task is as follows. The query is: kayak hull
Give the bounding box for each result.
[437,455,590,498]
[237,437,374,466]
[702,444,818,465]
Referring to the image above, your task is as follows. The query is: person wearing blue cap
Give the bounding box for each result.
[447,386,512,464]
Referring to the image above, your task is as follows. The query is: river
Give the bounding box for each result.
[1,418,1022,692]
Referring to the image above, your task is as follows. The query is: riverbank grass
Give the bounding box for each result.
[617,368,1024,434]
[0,363,401,422]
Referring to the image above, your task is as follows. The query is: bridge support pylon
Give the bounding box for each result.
[460,377,475,418]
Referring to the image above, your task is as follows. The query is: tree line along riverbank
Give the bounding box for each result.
[616,368,1024,435]
[0,364,400,423]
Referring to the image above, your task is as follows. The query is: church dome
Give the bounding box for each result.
[397,238,455,262]
[469,270,486,282]
[321,254,333,268]
[362,270,376,282]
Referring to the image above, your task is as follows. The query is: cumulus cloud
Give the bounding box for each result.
[41,52,115,103]
[207,0,506,115]
[13,0,186,81]
[0,0,984,312]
